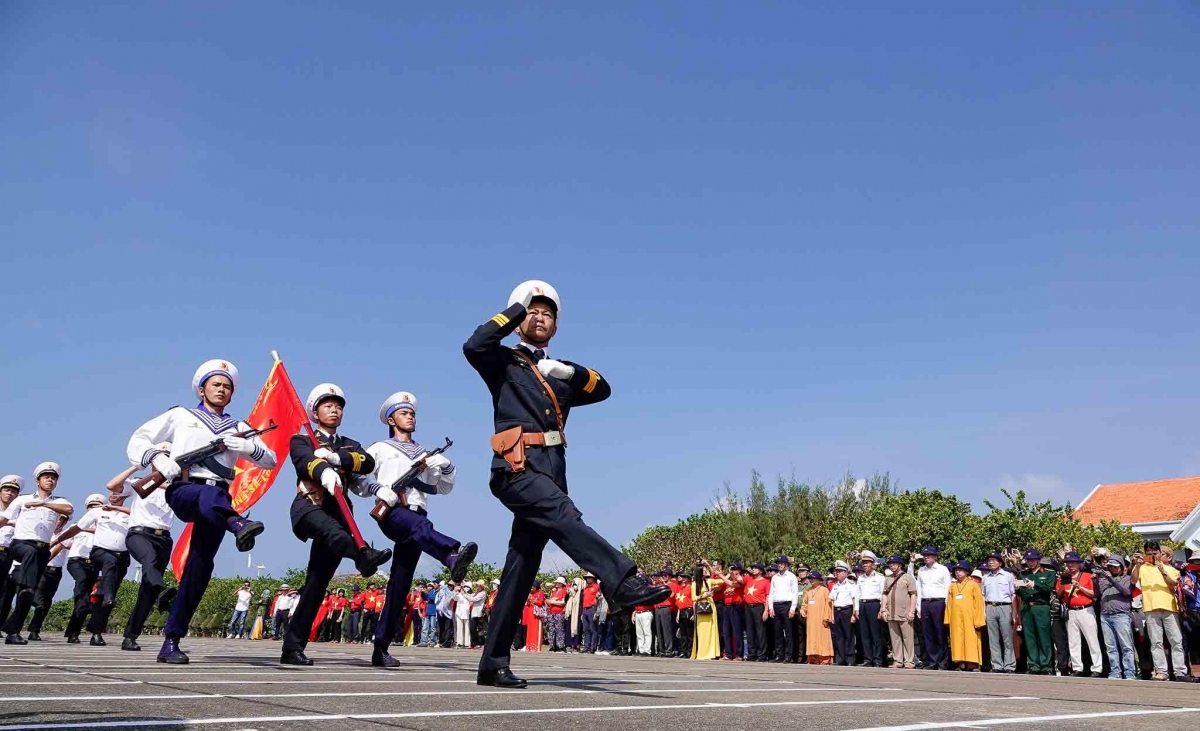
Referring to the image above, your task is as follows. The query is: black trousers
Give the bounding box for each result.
[27,566,64,634]
[793,613,806,662]
[439,615,454,648]
[480,468,636,673]
[858,599,884,666]
[124,530,173,640]
[920,599,950,669]
[0,549,14,629]
[676,610,694,657]
[273,610,290,639]
[745,603,768,660]
[653,606,675,656]
[3,539,50,635]
[833,606,856,665]
[64,557,97,638]
[88,548,131,634]
[285,497,360,652]
[772,602,794,661]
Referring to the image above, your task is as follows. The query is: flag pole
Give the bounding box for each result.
[271,350,369,550]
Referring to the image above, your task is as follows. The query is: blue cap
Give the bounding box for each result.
[351,584,360,592]
[808,570,823,581]
[1063,551,1083,563]
[1023,548,1042,561]
[921,545,939,556]
[887,555,905,565]
[774,555,790,564]
[730,561,744,571]
[751,562,766,571]
[955,559,972,572]
[532,580,541,589]
[1041,558,1059,570]
[987,552,1003,562]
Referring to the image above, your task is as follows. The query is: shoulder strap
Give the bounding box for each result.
[513,348,565,434]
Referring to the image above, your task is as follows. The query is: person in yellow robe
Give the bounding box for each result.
[946,559,985,670]
[691,565,722,660]
[800,570,833,664]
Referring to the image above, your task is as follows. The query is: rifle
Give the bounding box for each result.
[370,438,453,522]
[131,421,279,498]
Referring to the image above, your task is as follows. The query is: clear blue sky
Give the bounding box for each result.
[2,3,1198,584]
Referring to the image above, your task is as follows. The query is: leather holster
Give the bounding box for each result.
[298,479,325,506]
[490,426,526,472]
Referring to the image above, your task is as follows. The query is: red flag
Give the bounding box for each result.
[171,358,308,581]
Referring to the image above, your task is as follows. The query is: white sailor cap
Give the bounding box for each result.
[192,359,239,393]
[0,475,23,491]
[509,280,561,316]
[85,493,107,507]
[306,383,346,419]
[379,391,418,424]
[34,462,61,479]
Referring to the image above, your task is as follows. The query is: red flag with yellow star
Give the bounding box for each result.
[170,357,307,580]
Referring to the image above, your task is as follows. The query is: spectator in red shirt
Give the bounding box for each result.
[346,585,364,644]
[1061,551,1102,677]
[581,572,602,654]
[744,563,771,661]
[674,571,694,658]
[722,562,746,660]
[653,571,675,657]
[546,577,569,651]
[329,589,348,643]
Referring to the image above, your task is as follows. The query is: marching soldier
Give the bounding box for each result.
[1016,548,1056,674]
[126,359,277,664]
[282,383,391,666]
[0,475,22,630]
[53,482,133,645]
[120,464,179,651]
[364,390,478,668]
[26,512,70,640]
[1,462,74,644]
[463,280,670,688]
[62,493,104,642]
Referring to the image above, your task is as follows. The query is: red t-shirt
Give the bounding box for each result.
[653,583,673,609]
[744,576,770,606]
[582,583,600,608]
[331,597,348,611]
[349,594,364,611]
[549,586,568,614]
[674,585,693,610]
[724,576,745,605]
[1063,572,1095,608]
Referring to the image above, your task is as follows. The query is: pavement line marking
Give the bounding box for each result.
[0,687,890,702]
[0,695,1031,729]
[0,681,140,686]
[155,677,784,685]
[839,706,1200,731]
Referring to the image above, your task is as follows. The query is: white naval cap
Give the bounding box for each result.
[509,280,561,316]
[85,493,107,507]
[192,359,239,393]
[306,383,346,419]
[0,475,23,491]
[34,462,61,479]
[379,391,418,424]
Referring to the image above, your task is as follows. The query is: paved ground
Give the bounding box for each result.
[3,639,1200,731]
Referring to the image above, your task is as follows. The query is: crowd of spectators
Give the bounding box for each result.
[221,539,1200,682]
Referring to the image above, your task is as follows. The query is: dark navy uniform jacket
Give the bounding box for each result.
[463,302,611,485]
[288,431,375,532]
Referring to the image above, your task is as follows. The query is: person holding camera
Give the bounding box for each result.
[1059,551,1102,677]
[1132,542,1189,681]
[1093,555,1136,679]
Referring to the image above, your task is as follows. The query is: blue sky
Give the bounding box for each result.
[2,3,1198,586]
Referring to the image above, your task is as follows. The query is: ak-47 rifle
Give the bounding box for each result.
[370,438,453,522]
[131,421,279,498]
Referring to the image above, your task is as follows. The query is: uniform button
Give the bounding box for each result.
[545,409,551,415]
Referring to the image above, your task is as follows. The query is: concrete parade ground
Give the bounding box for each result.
[4,639,1200,730]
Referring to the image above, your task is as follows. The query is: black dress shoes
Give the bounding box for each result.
[280,649,314,666]
[477,667,527,688]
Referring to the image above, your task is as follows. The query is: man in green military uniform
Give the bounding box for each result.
[1016,548,1056,674]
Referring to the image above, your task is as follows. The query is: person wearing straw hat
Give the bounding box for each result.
[946,559,985,671]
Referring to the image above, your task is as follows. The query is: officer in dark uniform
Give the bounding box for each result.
[464,280,671,688]
[283,383,391,666]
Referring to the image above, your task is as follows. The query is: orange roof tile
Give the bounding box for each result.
[1075,477,1200,525]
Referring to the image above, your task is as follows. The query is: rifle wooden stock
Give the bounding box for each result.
[370,438,452,523]
[131,470,167,499]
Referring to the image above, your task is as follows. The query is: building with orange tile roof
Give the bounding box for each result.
[1076,476,1200,542]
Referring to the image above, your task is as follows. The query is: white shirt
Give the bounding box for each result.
[469,590,487,618]
[767,570,800,612]
[366,439,456,511]
[916,562,953,601]
[454,591,472,618]
[67,514,96,560]
[48,530,70,568]
[0,516,13,548]
[127,405,276,482]
[129,483,176,532]
[77,506,131,552]
[4,495,71,543]
[275,594,293,612]
[857,571,886,601]
[830,578,860,610]
[235,588,252,612]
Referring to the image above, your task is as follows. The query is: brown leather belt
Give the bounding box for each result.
[491,428,565,473]
[520,430,564,447]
